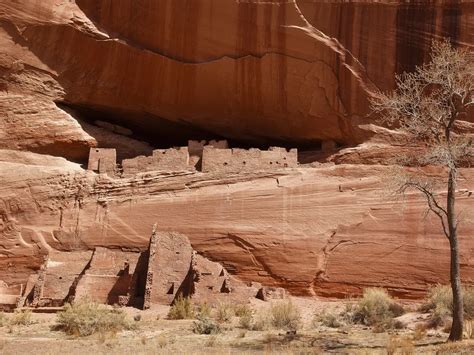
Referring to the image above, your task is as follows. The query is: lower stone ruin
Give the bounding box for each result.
[0,228,285,311]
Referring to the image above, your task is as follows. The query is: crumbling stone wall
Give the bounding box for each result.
[36,251,93,307]
[74,248,140,305]
[10,230,273,310]
[87,148,117,174]
[122,147,190,175]
[144,231,193,307]
[188,140,228,168]
[201,146,298,173]
[0,281,22,310]
[88,142,299,176]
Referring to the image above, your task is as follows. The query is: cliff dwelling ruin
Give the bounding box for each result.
[87,140,301,176]
[0,228,285,311]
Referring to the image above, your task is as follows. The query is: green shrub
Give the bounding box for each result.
[167,295,194,320]
[56,301,132,337]
[353,288,404,328]
[10,310,32,326]
[420,285,474,320]
[192,316,221,335]
[270,301,301,331]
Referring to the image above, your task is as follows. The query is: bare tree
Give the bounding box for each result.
[371,40,473,341]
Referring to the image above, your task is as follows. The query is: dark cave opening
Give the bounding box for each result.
[57,102,342,165]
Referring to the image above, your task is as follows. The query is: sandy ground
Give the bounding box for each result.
[1,297,473,354]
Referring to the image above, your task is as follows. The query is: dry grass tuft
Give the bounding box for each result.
[156,334,168,348]
[465,320,474,339]
[238,312,253,330]
[234,304,252,318]
[420,284,474,321]
[314,311,343,328]
[167,295,194,320]
[205,335,218,347]
[352,288,404,329]
[412,323,427,341]
[216,302,234,323]
[386,336,414,355]
[0,312,7,327]
[192,316,221,335]
[10,309,32,326]
[55,301,133,337]
[270,300,301,331]
[196,302,212,319]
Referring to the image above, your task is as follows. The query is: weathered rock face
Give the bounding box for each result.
[0,1,473,303]
[1,158,473,300]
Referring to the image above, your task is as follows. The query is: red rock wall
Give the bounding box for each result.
[1,0,472,154]
[0,1,473,300]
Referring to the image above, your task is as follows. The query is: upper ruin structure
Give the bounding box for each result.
[87,140,299,176]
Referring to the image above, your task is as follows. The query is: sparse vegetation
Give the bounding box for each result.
[205,335,218,347]
[192,316,221,335]
[156,334,168,348]
[250,311,270,331]
[234,304,252,318]
[6,297,474,353]
[465,320,474,339]
[421,285,474,321]
[167,295,194,320]
[314,311,343,328]
[10,309,32,326]
[0,312,6,327]
[238,312,253,329]
[413,323,427,341]
[196,302,212,319]
[55,301,132,337]
[386,336,415,355]
[352,288,404,329]
[215,302,234,323]
[270,300,301,331]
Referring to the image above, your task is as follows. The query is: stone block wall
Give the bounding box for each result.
[122,147,190,175]
[201,146,298,173]
[74,248,140,305]
[0,281,22,310]
[38,251,93,307]
[88,142,298,176]
[188,140,228,168]
[87,148,117,174]
[144,232,193,307]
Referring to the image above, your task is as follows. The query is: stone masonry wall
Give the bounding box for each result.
[87,148,117,174]
[144,231,193,307]
[122,147,190,175]
[188,139,229,168]
[201,147,298,173]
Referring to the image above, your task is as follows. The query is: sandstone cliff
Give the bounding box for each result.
[0,0,473,301]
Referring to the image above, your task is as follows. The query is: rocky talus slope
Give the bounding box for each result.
[0,0,473,301]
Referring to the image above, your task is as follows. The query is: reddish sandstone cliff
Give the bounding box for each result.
[1,0,472,155]
[0,0,473,300]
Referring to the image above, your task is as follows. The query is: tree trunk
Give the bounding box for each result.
[447,168,463,341]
